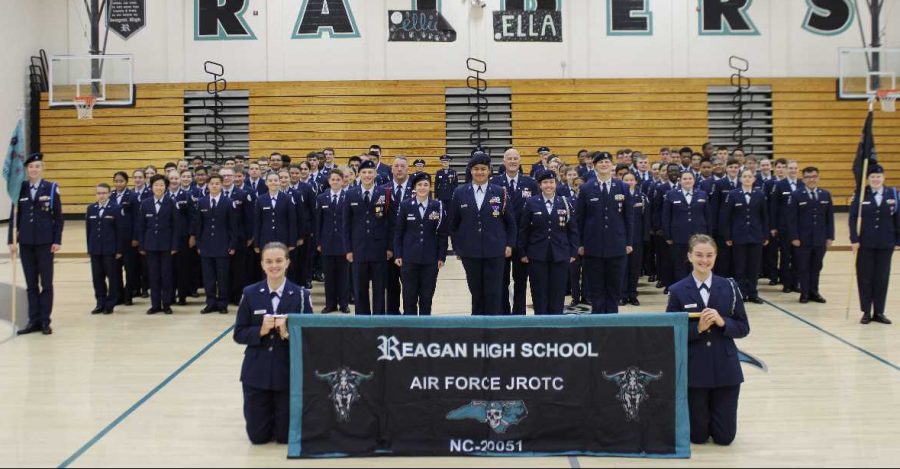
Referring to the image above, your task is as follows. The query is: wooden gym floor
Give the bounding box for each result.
[0,218,898,468]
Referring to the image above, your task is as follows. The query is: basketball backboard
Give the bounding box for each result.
[838,47,900,99]
[48,54,135,107]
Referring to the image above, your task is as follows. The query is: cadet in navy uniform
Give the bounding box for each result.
[343,160,392,315]
[621,172,650,306]
[771,161,804,293]
[381,157,414,314]
[448,153,516,315]
[662,171,711,286]
[8,153,64,335]
[317,169,351,314]
[576,152,634,314]
[111,171,139,306]
[167,173,193,306]
[666,235,750,446]
[435,154,458,204]
[135,175,180,315]
[721,169,769,303]
[652,165,681,291]
[234,242,313,445]
[86,183,123,315]
[786,167,834,304]
[710,159,741,277]
[849,164,900,325]
[393,172,449,316]
[518,171,578,315]
[491,148,539,315]
[253,173,298,256]
[220,168,249,305]
[192,175,239,314]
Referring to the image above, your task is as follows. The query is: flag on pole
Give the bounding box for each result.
[3,119,26,206]
[852,110,878,193]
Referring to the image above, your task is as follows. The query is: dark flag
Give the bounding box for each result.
[853,110,878,193]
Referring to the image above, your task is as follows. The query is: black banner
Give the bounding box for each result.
[288,315,689,458]
[388,10,457,42]
[493,10,562,42]
[107,0,146,40]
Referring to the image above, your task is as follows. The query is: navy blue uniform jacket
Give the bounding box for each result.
[135,196,180,252]
[85,201,125,256]
[316,191,347,256]
[575,179,634,258]
[785,188,834,247]
[666,274,750,388]
[662,189,711,244]
[517,195,579,262]
[849,187,900,249]
[233,280,313,391]
[342,185,392,262]
[192,195,240,257]
[393,198,449,264]
[8,180,64,246]
[720,188,769,245]
[448,184,517,259]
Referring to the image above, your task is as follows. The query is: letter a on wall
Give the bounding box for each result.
[293,0,360,39]
[195,0,256,40]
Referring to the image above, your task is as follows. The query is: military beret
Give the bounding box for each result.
[536,170,558,183]
[411,171,431,186]
[359,160,377,171]
[468,152,492,170]
[413,159,426,167]
[537,146,551,153]
[24,152,43,166]
[439,154,452,161]
[592,152,613,164]
[868,164,884,175]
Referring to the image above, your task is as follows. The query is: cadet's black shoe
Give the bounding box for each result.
[219,308,229,314]
[177,299,187,306]
[782,287,794,294]
[860,314,871,325]
[630,298,641,306]
[42,325,53,335]
[340,307,352,314]
[799,296,809,304]
[304,282,313,289]
[768,280,779,286]
[141,292,149,299]
[321,307,336,314]
[147,308,159,315]
[17,323,41,335]
[872,315,892,325]
[648,275,657,283]
[655,281,664,289]
[103,309,114,315]
[91,307,104,315]
[810,293,827,304]
[162,308,173,315]
[747,297,764,304]
[200,306,217,315]
[124,300,134,306]
[618,298,629,307]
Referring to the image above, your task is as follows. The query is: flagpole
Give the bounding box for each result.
[9,203,17,339]
[847,155,870,320]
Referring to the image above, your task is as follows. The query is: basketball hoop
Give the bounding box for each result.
[74,95,96,119]
[876,89,899,112]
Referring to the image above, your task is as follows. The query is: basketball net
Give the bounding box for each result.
[74,96,96,119]
[876,89,898,112]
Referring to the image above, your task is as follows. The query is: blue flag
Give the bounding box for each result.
[3,119,25,206]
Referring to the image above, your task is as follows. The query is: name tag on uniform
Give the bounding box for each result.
[407,215,416,220]
[19,197,28,202]
[89,215,98,219]
[820,200,829,204]
[863,201,871,205]
[200,209,208,212]
[782,192,790,195]
[350,202,359,207]
[698,199,707,203]
[104,215,115,219]
[145,214,153,217]
[253,309,267,316]
[799,202,808,206]
[460,204,469,208]
[685,303,698,309]
[673,201,682,204]
[321,205,330,209]
[634,203,644,208]
[39,196,50,202]
[262,206,272,210]
[735,203,743,207]
[590,198,599,202]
